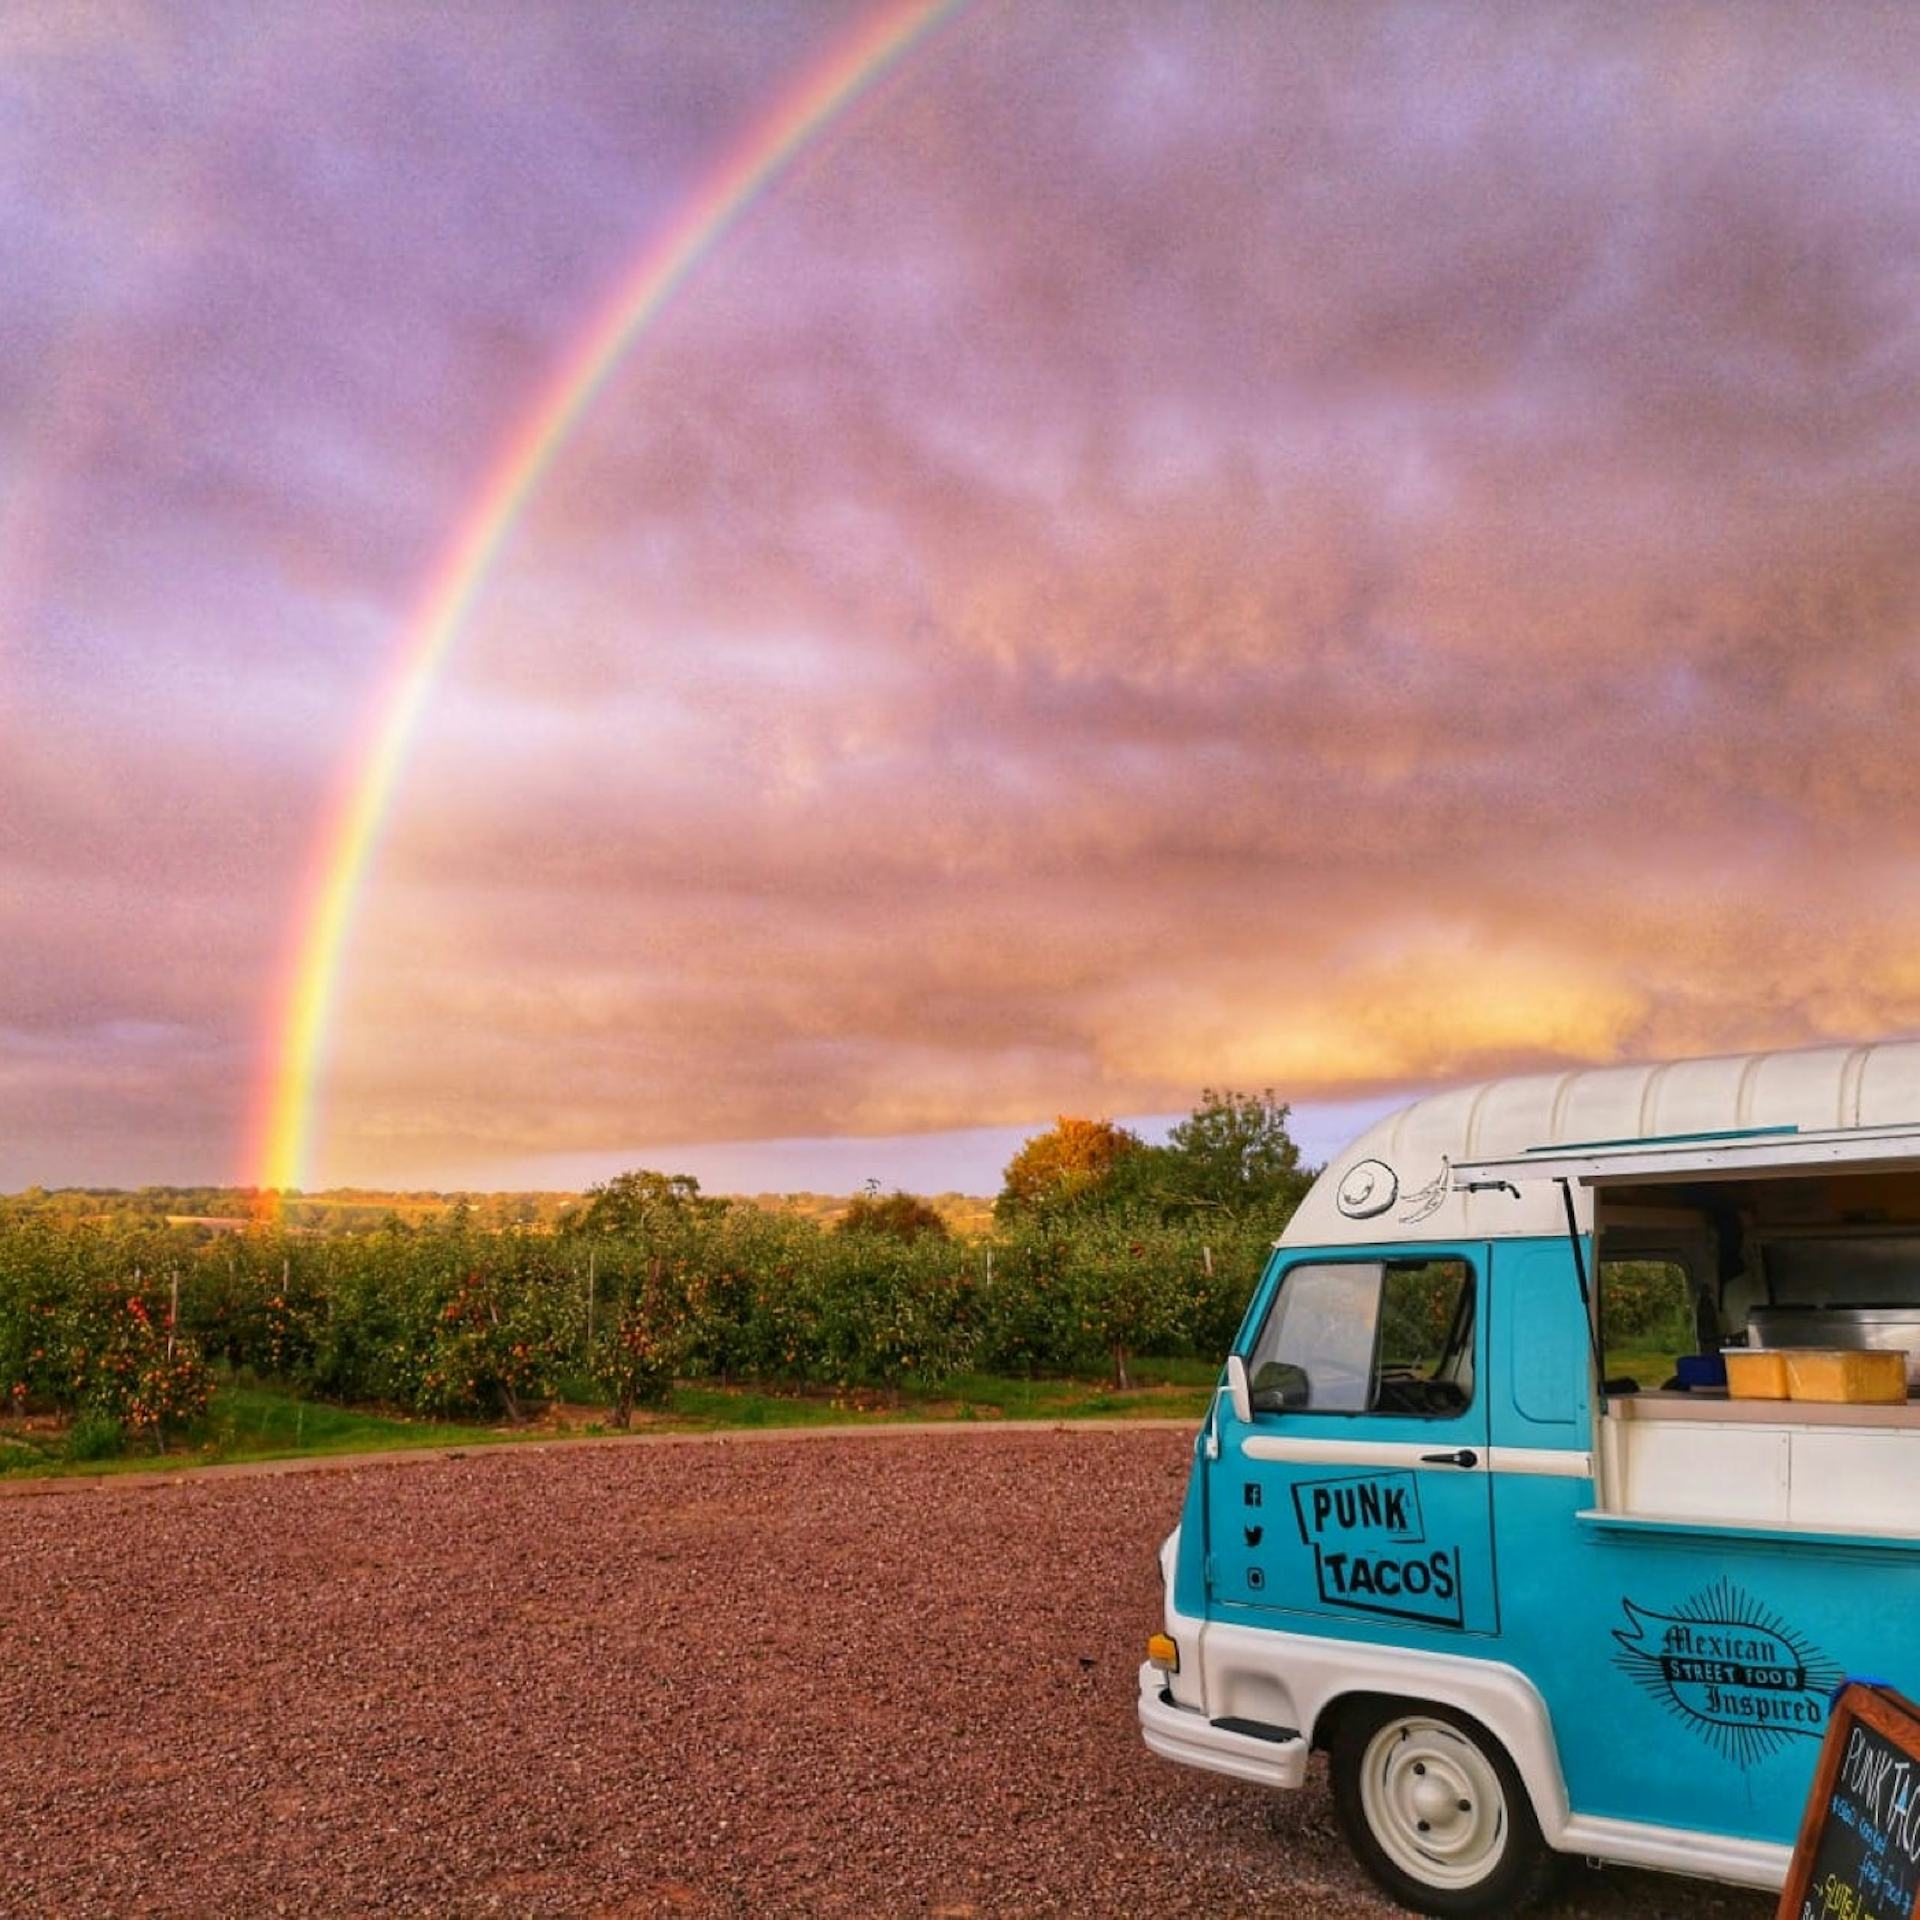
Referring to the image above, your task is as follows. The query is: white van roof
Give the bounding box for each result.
[1281,1039,1920,1248]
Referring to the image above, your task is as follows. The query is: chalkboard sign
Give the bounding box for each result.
[1779,1683,1920,1920]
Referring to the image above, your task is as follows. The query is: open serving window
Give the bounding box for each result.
[1458,1125,1920,1539]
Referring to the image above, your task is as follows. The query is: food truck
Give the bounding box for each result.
[1140,1041,1920,1915]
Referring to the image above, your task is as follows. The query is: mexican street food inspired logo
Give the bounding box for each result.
[1613,1578,1841,1768]
[1291,1470,1464,1629]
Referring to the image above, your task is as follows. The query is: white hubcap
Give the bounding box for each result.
[1358,1715,1509,1891]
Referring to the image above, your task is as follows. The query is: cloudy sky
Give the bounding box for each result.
[6,0,1920,1192]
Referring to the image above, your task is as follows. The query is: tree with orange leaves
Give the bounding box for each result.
[995,1117,1146,1221]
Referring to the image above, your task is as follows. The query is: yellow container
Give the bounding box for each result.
[1724,1349,1790,1399]
[1783,1347,1908,1405]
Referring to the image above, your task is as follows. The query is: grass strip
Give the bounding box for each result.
[2,1362,1218,1480]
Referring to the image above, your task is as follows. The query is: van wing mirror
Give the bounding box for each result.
[1225,1353,1252,1425]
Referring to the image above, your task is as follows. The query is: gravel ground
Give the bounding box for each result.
[0,1428,1773,1919]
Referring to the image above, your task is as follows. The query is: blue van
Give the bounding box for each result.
[1140,1042,1920,1915]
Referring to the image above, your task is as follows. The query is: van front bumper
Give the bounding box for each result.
[1136,1662,1308,1790]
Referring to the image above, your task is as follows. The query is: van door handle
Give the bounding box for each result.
[1420,1449,1478,1468]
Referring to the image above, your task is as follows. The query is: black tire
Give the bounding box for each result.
[1326,1695,1560,1918]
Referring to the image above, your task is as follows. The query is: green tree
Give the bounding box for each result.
[835,1187,950,1244]
[995,1117,1145,1221]
[1063,1217,1187,1390]
[1149,1088,1313,1225]
[569,1170,722,1239]
[593,1255,690,1428]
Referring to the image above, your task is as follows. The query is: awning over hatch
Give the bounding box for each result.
[1453,1122,1920,1189]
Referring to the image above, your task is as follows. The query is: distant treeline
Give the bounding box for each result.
[0,1091,1312,1456]
[0,1184,996,1238]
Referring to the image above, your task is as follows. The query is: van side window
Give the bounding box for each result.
[1598,1258,1695,1390]
[1245,1258,1474,1418]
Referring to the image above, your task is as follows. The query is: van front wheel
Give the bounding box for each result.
[1327,1698,1557,1918]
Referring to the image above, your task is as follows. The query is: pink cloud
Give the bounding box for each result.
[8,1,1920,1183]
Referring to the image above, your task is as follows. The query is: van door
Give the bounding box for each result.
[1208,1246,1497,1636]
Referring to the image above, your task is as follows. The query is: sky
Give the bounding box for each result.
[6,0,1920,1195]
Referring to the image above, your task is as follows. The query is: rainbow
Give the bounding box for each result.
[250,0,970,1194]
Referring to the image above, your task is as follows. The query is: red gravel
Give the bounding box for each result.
[0,1428,1770,1918]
